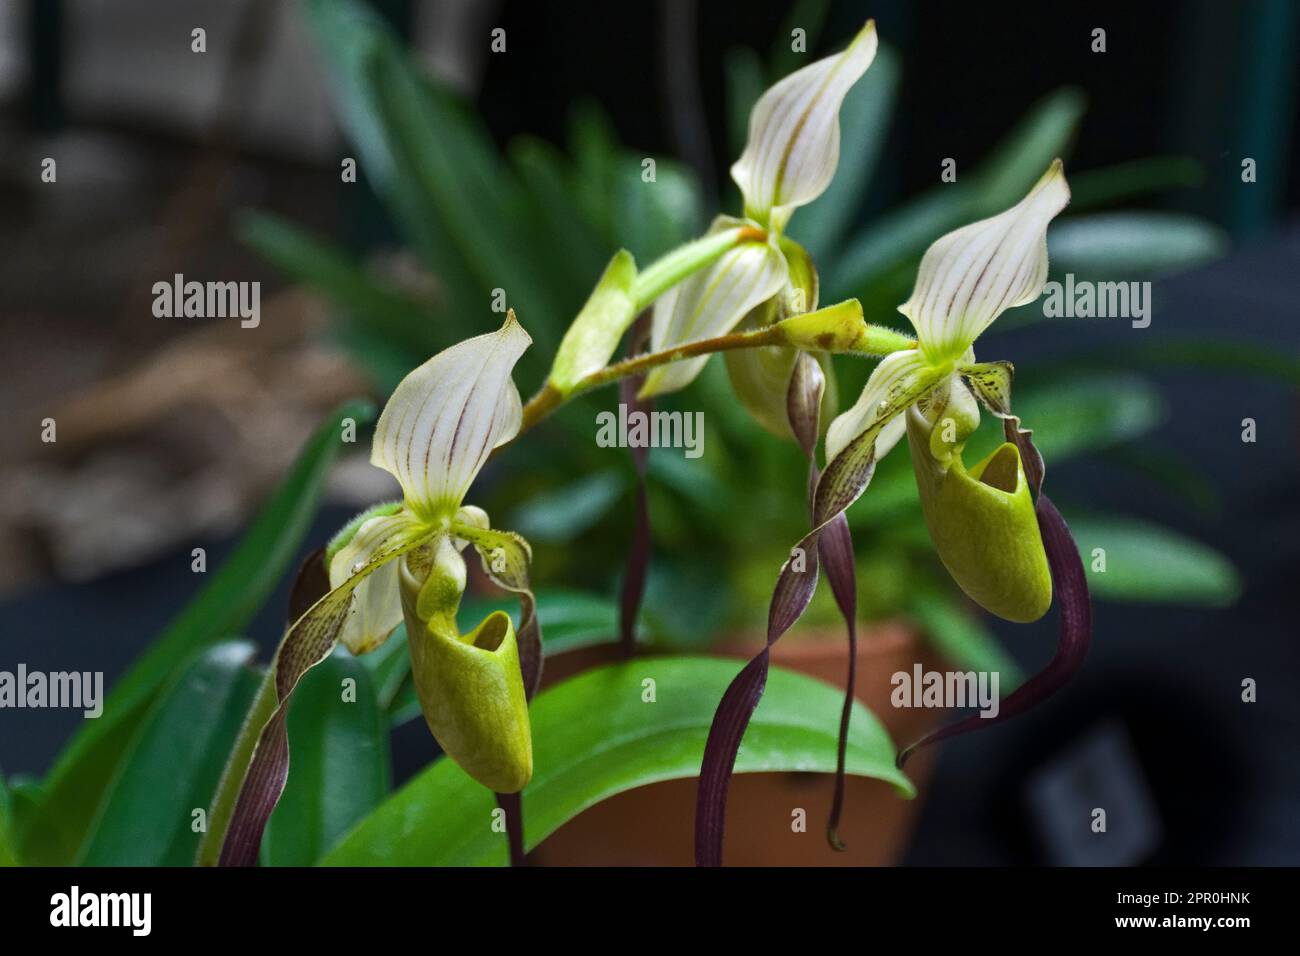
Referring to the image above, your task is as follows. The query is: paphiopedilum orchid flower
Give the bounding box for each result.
[638,20,878,403]
[328,312,539,794]
[222,313,541,868]
[823,160,1071,621]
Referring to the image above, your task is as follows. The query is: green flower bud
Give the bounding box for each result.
[906,403,1052,623]
[547,250,638,395]
[399,536,533,793]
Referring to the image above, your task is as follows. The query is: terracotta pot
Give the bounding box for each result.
[530,620,948,866]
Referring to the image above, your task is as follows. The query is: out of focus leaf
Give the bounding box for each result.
[508,470,626,543]
[324,658,911,865]
[1025,337,1300,388]
[236,210,442,356]
[797,43,900,261]
[830,87,1086,301]
[80,642,262,866]
[616,157,702,263]
[304,0,474,305]
[263,652,389,866]
[0,768,16,866]
[975,87,1086,203]
[368,53,561,348]
[965,375,1165,465]
[7,780,53,866]
[1047,213,1228,280]
[724,46,765,160]
[1068,155,1204,211]
[569,103,623,242]
[769,0,831,79]
[33,400,373,865]
[1070,517,1241,605]
[908,591,1024,689]
[1102,445,1221,515]
[509,136,610,290]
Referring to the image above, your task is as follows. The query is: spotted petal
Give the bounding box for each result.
[730,21,878,230]
[900,161,1070,363]
[825,349,941,464]
[329,511,421,654]
[372,312,530,517]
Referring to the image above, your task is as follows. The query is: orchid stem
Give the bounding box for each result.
[517,323,915,440]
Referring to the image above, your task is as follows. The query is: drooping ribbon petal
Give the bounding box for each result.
[730,20,878,230]
[818,511,858,851]
[618,313,654,660]
[900,161,1070,363]
[372,311,530,517]
[640,217,787,398]
[695,354,826,868]
[218,511,436,865]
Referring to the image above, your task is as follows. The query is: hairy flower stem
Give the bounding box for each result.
[517,323,916,439]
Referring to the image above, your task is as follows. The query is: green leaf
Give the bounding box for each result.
[615,157,701,263]
[1067,156,1205,212]
[830,86,1086,302]
[975,87,1087,203]
[323,657,912,865]
[1047,212,1228,280]
[8,779,56,866]
[508,470,626,543]
[304,0,472,298]
[79,642,262,866]
[1070,517,1241,606]
[796,43,899,260]
[367,50,561,347]
[508,136,610,291]
[768,0,831,79]
[1027,337,1300,388]
[724,46,765,161]
[0,767,16,867]
[235,210,443,358]
[33,399,373,865]
[263,652,389,866]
